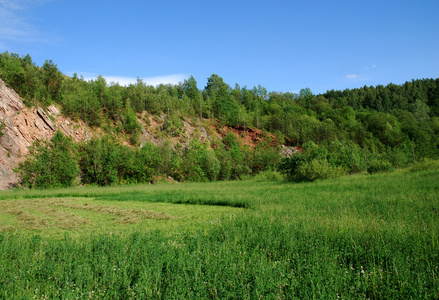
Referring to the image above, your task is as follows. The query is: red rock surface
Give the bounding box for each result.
[0,78,298,189]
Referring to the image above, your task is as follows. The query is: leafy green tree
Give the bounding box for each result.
[62,77,102,126]
[327,140,367,173]
[18,131,79,188]
[280,141,346,181]
[299,87,313,109]
[118,142,161,184]
[251,140,282,174]
[205,74,241,124]
[411,99,430,122]
[79,136,120,186]
[181,140,208,182]
[158,141,183,180]
[123,98,142,144]
[42,59,63,104]
[227,140,251,179]
[105,82,124,120]
[0,52,26,96]
[362,112,403,147]
[183,75,199,101]
[183,76,203,118]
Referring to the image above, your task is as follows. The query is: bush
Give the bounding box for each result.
[251,141,282,174]
[367,159,393,174]
[295,159,346,181]
[387,142,415,167]
[327,140,367,173]
[222,132,239,149]
[162,114,183,137]
[181,140,220,182]
[214,147,233,180]
[0,121,5,137]
[279,152,307,180]
[251,170,285,181]
[79,136,120,186]
[17,131,79,188]
[280,142,337,181]
[409,158,439,173]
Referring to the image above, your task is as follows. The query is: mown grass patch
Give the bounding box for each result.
[0,197,244,237]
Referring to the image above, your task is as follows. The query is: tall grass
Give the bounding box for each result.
[0,164,438,299]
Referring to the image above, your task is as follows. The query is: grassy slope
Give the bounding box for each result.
[0,164,438,299]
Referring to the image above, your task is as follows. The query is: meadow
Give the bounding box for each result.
[0,162,438,299]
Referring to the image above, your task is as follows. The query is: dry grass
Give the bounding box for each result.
[0,198,175,232]
[0,203,49,230]
[0,195,240,236]
[53,201,174,223]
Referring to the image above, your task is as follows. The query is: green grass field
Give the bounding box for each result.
[1,163,438,299]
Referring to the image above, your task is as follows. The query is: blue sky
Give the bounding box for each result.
[1,0,438,94]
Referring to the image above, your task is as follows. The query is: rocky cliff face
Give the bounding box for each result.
[0,78,91,189]
[0,78,217,189]
[0,78,294,189]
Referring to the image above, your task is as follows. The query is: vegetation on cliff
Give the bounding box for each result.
[1,51,438,187]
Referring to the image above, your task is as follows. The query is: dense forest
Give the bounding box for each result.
[1,51,438,188]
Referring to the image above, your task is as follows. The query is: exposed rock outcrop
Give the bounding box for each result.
[36,107,55,131]
[0,78,91,189]
[0,78,294,190]
[282,145,300,157]
[138,114,216,148]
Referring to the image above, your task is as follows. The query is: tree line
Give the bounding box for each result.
[17,131,281,188]
[1,51,438,187]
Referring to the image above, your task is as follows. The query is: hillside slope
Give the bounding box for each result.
[0,79,289,189]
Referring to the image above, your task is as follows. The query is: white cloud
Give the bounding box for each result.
[79,73,188,87]
[0,0,52,47]
[345,73,371,83]
[142,74,188,86]
[371,64,377,68]
[103,76,138,86]
[0,0,27,11]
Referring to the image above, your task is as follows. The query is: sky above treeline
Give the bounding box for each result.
[1,0,438,94]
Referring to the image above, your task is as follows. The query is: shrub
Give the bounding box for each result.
[251,141,282,174]
[162,114,183,137]
[0,121,5,137]
[295,159,346,181]
[17,131,79,188]
[252,170,285,181]
[280,142,332,181]
[387,142,415,167]
[367,159,393,174]
[79,136,120,186]
[214,147,233,180]
[222,132,239,149]
[409,158,439,173]
[327,140,367,173]
[181,140,220,182]
[279,152,307,180]
[124,99,142,145]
